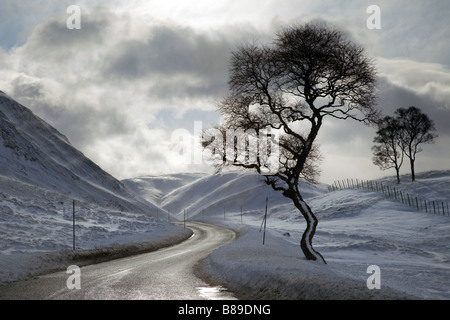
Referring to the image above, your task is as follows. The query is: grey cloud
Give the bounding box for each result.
[378,0,450,66]
[11,77,45,102]
[146,76,227,102]
[0,0,65,50]
[18,5,111,62]
[101,23,259,103]
[316,73,450,159]
[104,24,232,79]
[4,0,448,180]
[300,0,450,67]
[377,76,450,136]
[10,76,133,150]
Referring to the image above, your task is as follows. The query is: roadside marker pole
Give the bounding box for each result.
[73,199,75,250]
[263,197,268,245]
[241,206,243,224]
[259,197,268,244]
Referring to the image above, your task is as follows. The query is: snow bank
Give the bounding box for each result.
[200,227,415,300]
[0,226,192,285]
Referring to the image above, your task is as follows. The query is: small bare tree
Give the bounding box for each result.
[203,23,379,263]
[395,106,437,182]
[372,116,404,184]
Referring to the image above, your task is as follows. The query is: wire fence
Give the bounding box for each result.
[328,178,449,217]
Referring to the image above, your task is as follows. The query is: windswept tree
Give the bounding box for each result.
[395,106,437,182]
[372,116,404,183]
[203,22,379,263]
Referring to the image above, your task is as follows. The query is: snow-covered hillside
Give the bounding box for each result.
[0,91,153,212]
[202,171,450,300]
[162,171,326,219]
[122,172,208,207]
[0,91,189,284]
[126,170,450,299]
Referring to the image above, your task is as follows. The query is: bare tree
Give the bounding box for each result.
[203,23,379,263]
[395,106,437,182]
[372,116,404,184]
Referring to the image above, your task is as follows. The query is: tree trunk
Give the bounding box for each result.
[290,190,327,264]
[395,164,401,184]
[410,158,415,182]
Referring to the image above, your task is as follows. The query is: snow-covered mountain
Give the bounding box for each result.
[0,90,152,213]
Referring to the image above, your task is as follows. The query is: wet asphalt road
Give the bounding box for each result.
[0,221,237,300]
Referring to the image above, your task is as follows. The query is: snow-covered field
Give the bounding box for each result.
[2,169,448,299]
[165,170,450,300]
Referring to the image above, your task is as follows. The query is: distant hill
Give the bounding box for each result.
[122,172,208,207]
[125,170,328,219]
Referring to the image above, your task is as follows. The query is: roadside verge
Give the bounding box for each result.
[0,226,193,285]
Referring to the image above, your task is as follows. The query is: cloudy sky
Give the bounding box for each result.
[1,0,449,184]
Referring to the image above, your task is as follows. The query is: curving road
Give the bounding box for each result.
[0,221,238,300]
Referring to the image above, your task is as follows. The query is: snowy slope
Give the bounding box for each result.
[377,170,450,204]
[198,171,450,300]
[122,172,208,207]
[114,170,450,299]
[160,171,327,220]
[0,91,152,212]
[0,91,189,284]
[1,166,449,298]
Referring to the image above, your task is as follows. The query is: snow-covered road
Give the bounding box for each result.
[0,221,237,300]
